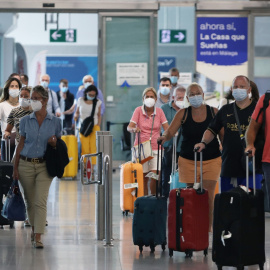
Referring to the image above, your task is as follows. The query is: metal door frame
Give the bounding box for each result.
[98,12,158,128]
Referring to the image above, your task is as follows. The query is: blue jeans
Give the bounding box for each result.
[220,174,263,193]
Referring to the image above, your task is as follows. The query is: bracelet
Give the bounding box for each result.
[201,141,207,148]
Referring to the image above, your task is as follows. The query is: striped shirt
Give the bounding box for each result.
[7,107,32,144]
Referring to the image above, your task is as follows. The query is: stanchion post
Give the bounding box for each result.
[96,131,113,241]
[104,155,113,246]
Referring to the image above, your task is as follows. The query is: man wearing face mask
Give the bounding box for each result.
[169,67,182,98]
[40,74,61,117]
[156,77,172,108]
[160,86,186,198]
[56,79,75,134]
[194,75,262,192]
[76,75,105,116]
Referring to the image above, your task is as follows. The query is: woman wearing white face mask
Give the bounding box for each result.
[159,82,222,233]
[127,87,169,195]
[13,85,62,248]
[0,77,21,161]
[5,86,32,146]
[74,85,102,178]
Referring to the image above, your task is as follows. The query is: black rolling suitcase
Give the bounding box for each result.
[132,142,167,253]
[0,137,15,228]
[212,154,265,270]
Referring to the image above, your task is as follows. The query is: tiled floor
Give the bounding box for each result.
[0,169,270,270]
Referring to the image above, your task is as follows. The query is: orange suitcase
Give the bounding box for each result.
[120,162,144,215]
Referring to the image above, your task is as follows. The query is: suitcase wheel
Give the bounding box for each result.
[161,243,166,251]
[185,250,193,258]
[9,223,14,229]
[217,266,222,270]
[150,245,155,253]
[139,246,143,253]
[122,210,129,216]
[169,249,173,257]
[259,263,264,270]
[203,248,208,257]
[237,266,244,270]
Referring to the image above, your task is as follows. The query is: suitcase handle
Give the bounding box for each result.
[194,147,203,193]
[245,151,256,195]
[172,134,177,175]
[156,140,162,198]
[5,136,11,162]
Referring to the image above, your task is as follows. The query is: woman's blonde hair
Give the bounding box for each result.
[142,87,157,99]
[186,82,203,96]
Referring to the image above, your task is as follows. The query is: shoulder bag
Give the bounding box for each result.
[80,100,97,137]
[132,115,155,164]
[1,180,26,221]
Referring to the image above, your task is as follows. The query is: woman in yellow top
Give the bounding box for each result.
[74,85,102,177]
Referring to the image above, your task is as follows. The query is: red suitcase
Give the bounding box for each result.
[168,150,209,258]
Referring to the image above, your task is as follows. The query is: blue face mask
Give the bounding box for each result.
[189,95,203,108]
[61,87,68,93]
[87,95,95,100]
[160,87,170,96]
[170,76,178,84]
[232,88,248,101]
[84,82,92,89]
[40,81,48,88]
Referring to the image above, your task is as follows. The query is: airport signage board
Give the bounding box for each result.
[50,29,77,42]
[197,17,248,66]
[159,30,186,44]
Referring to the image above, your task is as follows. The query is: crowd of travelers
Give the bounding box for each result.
[1,68,269,251]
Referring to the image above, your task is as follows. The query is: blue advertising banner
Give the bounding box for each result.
[197,17,248,66]
[46,56,98,96]
[158,56,176,82]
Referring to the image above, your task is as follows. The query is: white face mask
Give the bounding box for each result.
[144,97,155,108]
[30,100,43,112]
[175,100,185,109]
[19,98,30,108]
[84,82,92,89]
[9,89,20,98]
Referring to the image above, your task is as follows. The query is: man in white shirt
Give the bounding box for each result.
[40,74,61,117]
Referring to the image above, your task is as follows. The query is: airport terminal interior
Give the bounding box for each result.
[0,172,270,270]
[1,0,270,269]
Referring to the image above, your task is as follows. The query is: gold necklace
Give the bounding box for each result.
[8,100,18,106]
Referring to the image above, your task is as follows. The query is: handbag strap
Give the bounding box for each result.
[89,99,97,119]
[149,114,155,141]
[233,103,246,150]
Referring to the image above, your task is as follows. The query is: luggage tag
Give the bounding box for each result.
[124,183,139,189]
[239,185,251,193]
[221,230,232,246]
[168,175,172,184]
[193,183,201,190]
[145,171,159,181]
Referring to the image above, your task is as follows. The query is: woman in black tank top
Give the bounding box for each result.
[159,82,222,233]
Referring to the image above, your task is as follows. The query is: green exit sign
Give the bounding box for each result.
[50,29,77,42]
[159,29,186,44]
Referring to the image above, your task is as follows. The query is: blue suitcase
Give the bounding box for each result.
[132,141,167,252]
